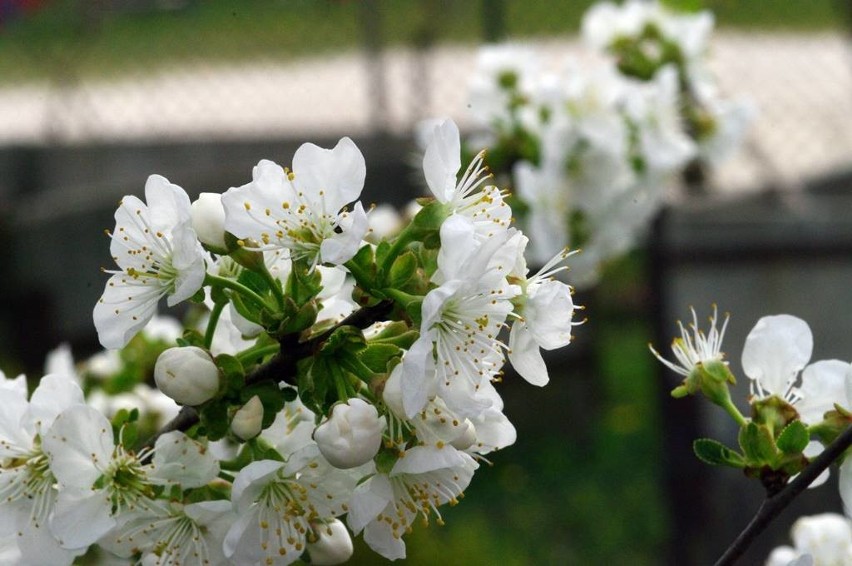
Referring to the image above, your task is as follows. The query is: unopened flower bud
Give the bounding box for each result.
[450,419,477,450]
[231,395,264,440]
[154,346,220,406]
[313,398,384,469]
[307,519,354,565]
[191,192,227,251]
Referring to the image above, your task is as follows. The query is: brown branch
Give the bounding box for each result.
[715,424,852,566]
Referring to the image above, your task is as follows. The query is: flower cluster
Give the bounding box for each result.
[464,0,752,285]
[0,118,578,564]
[653,308,852,499]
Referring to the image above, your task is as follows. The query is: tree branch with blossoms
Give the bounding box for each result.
[653,306,852,565]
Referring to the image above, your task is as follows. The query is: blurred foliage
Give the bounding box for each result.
[0,0,844,84]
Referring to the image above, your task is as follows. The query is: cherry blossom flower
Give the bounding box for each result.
[94,175,206,349]
[43,406,219,549]
[223,445,362,566]
[507,235,578,386]
[347,444,477,561]
[101,499,235,566]
[422,119,511,239]
[222,138,369,266]
[401,214,517,417]
[0,374,87,565]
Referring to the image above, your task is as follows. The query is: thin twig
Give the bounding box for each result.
[715,424,852,565]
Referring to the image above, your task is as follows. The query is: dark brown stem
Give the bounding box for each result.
[715,424,852,565]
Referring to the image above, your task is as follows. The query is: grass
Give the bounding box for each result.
[0,0,844,84]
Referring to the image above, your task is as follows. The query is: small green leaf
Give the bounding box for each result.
[738,422,778,466]
[359,343,402,374]
[199,400,230,441]
[776,420,810,455]
[693,438,744,468]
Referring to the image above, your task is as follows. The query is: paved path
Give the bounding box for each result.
[0,32,850,192]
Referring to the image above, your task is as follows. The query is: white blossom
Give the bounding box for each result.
[191,192,228,251]
[231,395,264,441]
[222,138,369,266]
[347,444,477,561]
[94,175,206,349]
[0,374,87,565]
[306,519,354,565]
[43,406,219,549]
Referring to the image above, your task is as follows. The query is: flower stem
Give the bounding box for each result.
[257,263,286,311]
[720,397,748,427]
[236,343,281,366]
[204,273,269,312]
[203,301,226,350]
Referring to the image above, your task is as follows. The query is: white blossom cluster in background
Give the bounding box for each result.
[0,117,578,565]
[464,0,753,285]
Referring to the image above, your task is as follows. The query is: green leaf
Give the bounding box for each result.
[693,438,744,468]
[375,241,392,271]
[319,326,366,356]
[241,381,285,429]
[776,420,810,455]
[388,250,417,289]
[738,422,778,466]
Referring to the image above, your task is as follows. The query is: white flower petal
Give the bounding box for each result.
[508,322,549,386]
[320,201,369,265]
[93,273,161,350]
[423,119,461,203]
[742,315,813,397]
[292,136,366,213]
[151,431,220,488]
[43,405,113,488]
[50,487,115,549]
[347,474,393,534]
[798,360,850,424]
[230,460,285,513]
[26,374,85,434]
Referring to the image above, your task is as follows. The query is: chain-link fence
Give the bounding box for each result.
[0,0,850,191]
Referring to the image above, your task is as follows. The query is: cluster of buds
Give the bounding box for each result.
[464,0,752,285]
[0,116,579,565]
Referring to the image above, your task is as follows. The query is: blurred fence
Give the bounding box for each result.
[0,1,850,192]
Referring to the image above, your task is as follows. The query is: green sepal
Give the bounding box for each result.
[248,437,284,462]
[375,447,401,475]
[112,408,139,449]
[319,326,367,356]
[177,329,205,348]
[198,399,231,441]
[368,320,419,350]
[189,287,207,304]
[348,244,377,289]
[738,422,778,466]
[240,381,285,429]
[215,353,245,383]
[359,343,402,374]
[225,233,266,272]
[693,438,745,468]
[388,250,417,289]
[286,260,323,305]
[776,420,810,455]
